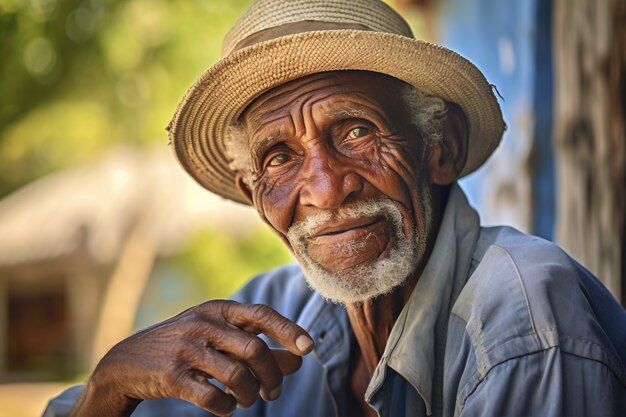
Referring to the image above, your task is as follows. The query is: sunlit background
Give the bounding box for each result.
[0,0,623,416]
[0,1,296,414]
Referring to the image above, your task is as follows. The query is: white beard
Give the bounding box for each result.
[287,196,429,305]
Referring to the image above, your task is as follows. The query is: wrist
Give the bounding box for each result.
[70,376,141,417]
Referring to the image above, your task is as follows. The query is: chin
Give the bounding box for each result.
[286,196,429,304]
[301,250,415,304]
[296,231,421,305]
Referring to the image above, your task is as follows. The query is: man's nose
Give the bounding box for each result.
[298,154,363,209]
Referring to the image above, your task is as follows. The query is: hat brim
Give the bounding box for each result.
[169,29,504,204]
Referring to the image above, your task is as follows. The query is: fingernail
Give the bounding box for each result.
[296,335,314,352]
[269,384,282,401]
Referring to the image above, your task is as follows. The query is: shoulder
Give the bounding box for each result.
[452,226,626,383]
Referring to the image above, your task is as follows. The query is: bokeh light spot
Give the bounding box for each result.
[23,37,57,77]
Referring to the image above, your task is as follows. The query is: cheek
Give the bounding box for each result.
[253,176,299,236]
[371,137,427,203]
[368,137,432,240]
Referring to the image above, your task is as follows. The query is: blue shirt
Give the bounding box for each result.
[44,184,626,417]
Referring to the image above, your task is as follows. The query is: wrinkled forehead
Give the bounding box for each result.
[241,70,411,126]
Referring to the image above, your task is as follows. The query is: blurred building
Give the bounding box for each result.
[0,0,623,388]
[0,147,261,382]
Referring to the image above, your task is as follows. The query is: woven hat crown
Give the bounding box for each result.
[168,0,505,204]
[223,0,414,55]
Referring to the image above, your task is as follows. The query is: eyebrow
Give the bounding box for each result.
[250,133,281,157]
[327,108,367,119]
[328,103,392,130]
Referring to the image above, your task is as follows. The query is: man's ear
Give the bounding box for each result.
[235,173,254,205]
[427,103,469,185]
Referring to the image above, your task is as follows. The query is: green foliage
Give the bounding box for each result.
[173,226,294,301]
[0,0,422,322]
[135,225,293,328]
[0,0,252,196]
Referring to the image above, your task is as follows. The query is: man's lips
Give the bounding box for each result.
[303,214,395,265]
[310,215,385,239]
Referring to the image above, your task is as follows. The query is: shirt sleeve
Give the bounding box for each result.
[458,346,625,417]
[42,386,84,417]
[42,385,214,417]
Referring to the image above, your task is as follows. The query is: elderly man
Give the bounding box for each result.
[45,0,626,416]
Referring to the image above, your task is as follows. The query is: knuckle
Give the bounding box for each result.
[192,299,238,318]
[272,317,294,337]
[223,364,258,409]
[181,312,202,324]
[217,300,239,317]
[164,366,188,390]
[250,304,273,322]
[193,384,237,416]
[176,317,208,342]
[178,312,210,331]
[224,362,249,386]
[241,337,267,362]
[196,387,223,410]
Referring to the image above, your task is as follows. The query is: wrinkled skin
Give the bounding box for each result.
[241,72,427,272]
[237,71,466,285]
[70,301,314,417]
[71,71,467,417]
[236,71,468,416]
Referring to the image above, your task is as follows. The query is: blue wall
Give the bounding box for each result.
[440,0,555,240]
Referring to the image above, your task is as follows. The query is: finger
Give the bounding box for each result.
[186,344,260,408]
[176,373,237,417]
[224,303,315,356]
[271,348,303,376]
[207,326,283,401]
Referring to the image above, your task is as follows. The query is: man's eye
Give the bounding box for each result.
[267,153,289,167]
[346,127,370,139]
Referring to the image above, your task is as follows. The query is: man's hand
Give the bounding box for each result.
[70,300,314,417]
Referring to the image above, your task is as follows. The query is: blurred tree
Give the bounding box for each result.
[0,0,253,197]
[173,227,294,301]
[554,0,626,303]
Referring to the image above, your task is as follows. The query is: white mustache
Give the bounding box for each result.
[285,197,418,305]
[287,198,403,242]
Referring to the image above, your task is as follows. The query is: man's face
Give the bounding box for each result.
[241,71,436,303]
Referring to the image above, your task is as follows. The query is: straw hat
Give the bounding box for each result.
[168,0,505,204]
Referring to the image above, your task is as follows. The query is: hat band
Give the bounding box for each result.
[232,20,373,52]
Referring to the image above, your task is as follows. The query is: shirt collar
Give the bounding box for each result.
[365,183,481,415]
